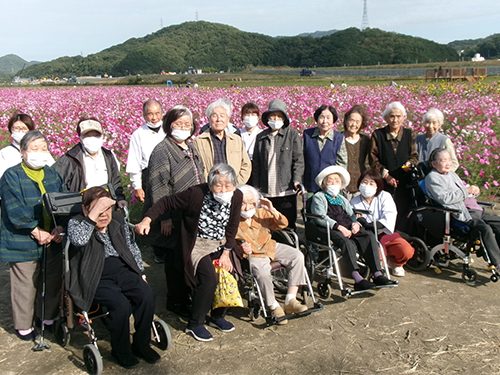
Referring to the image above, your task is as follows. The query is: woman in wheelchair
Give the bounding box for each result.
[350,169,415,277]
[311,166,397,291]
[236,185,307,324]
[67,186,160,369]
[425,148,500,271]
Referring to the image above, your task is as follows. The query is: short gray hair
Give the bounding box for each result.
[142,99,163,117]
[237,184,260,203]
[20,130,49,152]
[208,163,237,187]
[422,108,444,126]
[206,99,232,119]
[382,101,406,121]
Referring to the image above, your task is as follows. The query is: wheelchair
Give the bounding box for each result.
[240,229,323,326]
[405,174,500,285]
[300,190,398,300]
[43,191,172,375]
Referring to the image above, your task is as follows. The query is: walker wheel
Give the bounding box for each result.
[54,318,70,347]
[83,344,103,375]
[491,274,499,283]
[317,282,332,298]
[462,269,477,285]
[153,319,172,351]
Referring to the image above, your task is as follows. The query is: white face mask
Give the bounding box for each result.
[171,129,191,142]
[213,191,234,205]
[146,120,163,129]
[326,184,341,197]
[241,208,256,219]
[243,116,258,129]
[24,152,51,170]
[268,120,284,130]
[359,184,377,199]
[81,136,103,154]
[11,131,26,144]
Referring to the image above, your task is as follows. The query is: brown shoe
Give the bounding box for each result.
[271,305,288,325]
[284,298,307,315]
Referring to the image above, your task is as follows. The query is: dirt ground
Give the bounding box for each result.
[1,207,500,375]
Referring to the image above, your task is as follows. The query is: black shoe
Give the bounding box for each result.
[166,303,191,320]
[111,351,139,369]
[354,279,376,291]
[16,329,39,341]
[132,345,161,364]
[373,275,398,286]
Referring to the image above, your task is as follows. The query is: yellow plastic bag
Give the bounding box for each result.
[212,259,244,309]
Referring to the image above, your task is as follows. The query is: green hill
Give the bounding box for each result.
[20,21,459,78]
[0,54,40,78]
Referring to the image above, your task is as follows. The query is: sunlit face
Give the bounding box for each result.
[386,108,406,132]
[209,107,229,133]
[144,102,163,125]
[317,109,335,135]
[424,117,441,138]
[85,198,112,231]
[210,175,235,193]
[323,173,342,187]
[432,151,453,174]
[11,120,30,134]
[241,193,257,211]
[81,130,102,139]
[360,176,377,188]
[241,109,259,120]
[268,111,285,121]
[171,115,193,131]
[21,138,49,160]
[345,112,363,135]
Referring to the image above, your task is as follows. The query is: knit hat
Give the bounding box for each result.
[315,165,351,190]
[261,100,290,128]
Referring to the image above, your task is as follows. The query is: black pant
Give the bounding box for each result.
[464,214,500,266]
[187,250,227,329]
[329,227,381,274]
[269,195,297,230]
[93,257,155,354]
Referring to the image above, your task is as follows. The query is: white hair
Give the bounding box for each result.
[206,99,232,118]
[237,184,260,203]
[382,101,406,121]
[422,108,444,126]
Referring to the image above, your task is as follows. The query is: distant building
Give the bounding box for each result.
[472,53,485,62]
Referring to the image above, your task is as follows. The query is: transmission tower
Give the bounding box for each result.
[361,0,369,30]
[196,11,199,21]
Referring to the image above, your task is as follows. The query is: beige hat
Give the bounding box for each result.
[79,120,103,136]
[315,165,351,190]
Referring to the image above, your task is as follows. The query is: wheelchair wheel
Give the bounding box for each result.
[83,344,103,375]
[153,319,172,351]
[491,274,499,283]
[462,269,477,285]
[54,317,70,347]
[317,282,332,299]
[405,237,430,272]
[300,240,316,282]
[272,267,289,294]
[248,299,261,321]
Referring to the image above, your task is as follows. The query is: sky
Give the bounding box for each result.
[1,0,499,62]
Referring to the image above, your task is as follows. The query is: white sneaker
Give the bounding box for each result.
[391,266,405,277]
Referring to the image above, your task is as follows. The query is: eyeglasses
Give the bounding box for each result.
[171,122,192,130]
[12,126,30,132]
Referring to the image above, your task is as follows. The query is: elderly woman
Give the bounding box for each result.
[425,148,500,271]
[0,113,55,181]
[350,169,415,277]
[370,101,419,231]
[236,185,307,324]
[303,104,347,193]
[416,108,459,171]
[310,166,396,291]
[343,105,371,196]
[194,99,251,185]
[136,164,243,342]
[53,117,127,207]
[239,102,262,160]
[253,100,304,229]
[143,105,205,318]
[0,130,64,341]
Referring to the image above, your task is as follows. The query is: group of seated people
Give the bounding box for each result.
[1,97,499,370]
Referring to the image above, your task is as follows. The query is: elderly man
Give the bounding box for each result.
[126,100,166,203]
[53,117,127,207]
[194,99,251,185]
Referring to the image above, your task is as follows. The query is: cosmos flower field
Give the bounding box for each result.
[0,81,499,196]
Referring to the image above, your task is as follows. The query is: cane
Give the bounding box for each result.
[33,243,51,351]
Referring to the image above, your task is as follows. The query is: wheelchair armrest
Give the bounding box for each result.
[353,208,371,215]
[271,229,299,249]
[305,213,326,220]
[409,205,460,214]
[477,201,494,208]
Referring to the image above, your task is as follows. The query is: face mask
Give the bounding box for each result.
[241,208,256,219]
[146,120,163,129]
[359,184,377,199]
[243,116,258,129]
[171,129,191,142]
[24,152,51,170]
[213,191,234,205]
[11,131,26,144]
[268,120,284,130]
[326,184,341,197]
[81,136,103,154]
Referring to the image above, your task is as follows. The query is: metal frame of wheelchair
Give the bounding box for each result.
[242,229,323,327]
[43,191,173,375]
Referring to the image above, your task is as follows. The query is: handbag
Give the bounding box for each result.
[43,191,83,216]
[212,259,244,309]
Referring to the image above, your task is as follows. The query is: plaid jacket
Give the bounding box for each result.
[0,163,64,262]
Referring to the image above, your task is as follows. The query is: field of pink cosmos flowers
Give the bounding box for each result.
[0,82,499,197]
